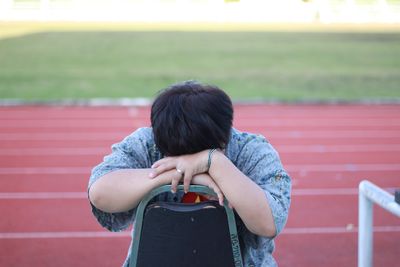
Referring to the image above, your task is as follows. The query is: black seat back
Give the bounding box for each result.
[137,201,235,267]
[129,185,243,267]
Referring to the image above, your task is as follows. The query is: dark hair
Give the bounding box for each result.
[151,80,233,156]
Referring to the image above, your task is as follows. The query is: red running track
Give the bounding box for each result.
[0,104,399,267]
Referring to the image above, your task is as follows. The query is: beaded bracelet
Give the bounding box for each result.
[207,148,217,171]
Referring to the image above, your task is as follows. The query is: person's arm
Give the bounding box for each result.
[89,169,165,213]
[208,150,276,237]
[149,150,277,237]
[88,127,168,232]
[90,169,225,213]
[191,173,225,206]
[149,140,291,238]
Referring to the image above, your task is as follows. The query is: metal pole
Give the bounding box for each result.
[358,182,373,267]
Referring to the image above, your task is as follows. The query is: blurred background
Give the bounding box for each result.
[0,0,400,102]
[1,1,400,267]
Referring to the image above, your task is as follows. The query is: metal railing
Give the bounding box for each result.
[358,180,400,267]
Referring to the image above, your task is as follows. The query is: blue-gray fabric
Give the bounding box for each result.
[88,127,291,267]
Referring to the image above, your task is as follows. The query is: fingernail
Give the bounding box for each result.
[149,173,154,178]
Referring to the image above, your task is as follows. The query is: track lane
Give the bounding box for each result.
[2,105,400,118]
[0,238,130,267]
[1,144,400,155]
[275,232,400,267]
[1,105,399,267]
[1,150,399,167]
[0,196,398,232]
[0,172,398,192]
[0,199,102,232]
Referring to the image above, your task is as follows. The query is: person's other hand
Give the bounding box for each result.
[151,168,182,187]
[192,173,224,206]
[149,150,209,193]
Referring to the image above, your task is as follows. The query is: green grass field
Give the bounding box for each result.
[0,23,399,101]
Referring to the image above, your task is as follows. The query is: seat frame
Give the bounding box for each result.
[129,184,243,267]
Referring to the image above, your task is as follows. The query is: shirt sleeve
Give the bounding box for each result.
[88,128,152,232]
[239,135,291,236]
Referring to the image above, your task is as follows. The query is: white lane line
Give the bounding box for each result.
[1,144,400,155]
[277,144,400,153]
[1,110,397,120]
[281,226,400,235]
[0,120,149,128]
[270,130,400,139]
[0,231,130,239]
[0,167,91,174]
[1,164,400,175]
[292,188,397,196]
[0,192,87,199]
[292,188,359,195]
[0,133,125,141]
[236,119,400,127]
[0,130,399,141]
[0,148,109,156]
[1,226,399,239]
[271,130,400,139]
[287,164,400,172]
[1,118,399,127]
[0,188,396,199]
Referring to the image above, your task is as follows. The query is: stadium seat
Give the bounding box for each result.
[129,185,243,267]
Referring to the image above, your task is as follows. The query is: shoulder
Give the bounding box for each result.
[125,127,162,163]
[118,127,154,148]
[112,127,158,160]
[129,127,153,141]
[226,128,282,174]
[231,128,268,146]
[227,128,270,158]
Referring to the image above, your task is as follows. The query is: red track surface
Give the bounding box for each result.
[1,104,399,267]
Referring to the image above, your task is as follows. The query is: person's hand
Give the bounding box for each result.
[192,173,224,206]
[149,150,209,193]
[150,168,182,187]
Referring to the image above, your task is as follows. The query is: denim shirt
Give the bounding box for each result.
[88,127,291,267]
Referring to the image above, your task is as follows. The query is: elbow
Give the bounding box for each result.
[248,222,277,238]
[255,224,277,238]
[261,224,277,238]
[88,183,107,211]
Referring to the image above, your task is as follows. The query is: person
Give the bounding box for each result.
[88,80,291,267]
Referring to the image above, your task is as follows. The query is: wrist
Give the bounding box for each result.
[197,149,210,173]
[151,172,170,187]
[206,148,218,172]
[207,149,224,176]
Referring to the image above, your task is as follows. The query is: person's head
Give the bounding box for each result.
[151,80,233,156]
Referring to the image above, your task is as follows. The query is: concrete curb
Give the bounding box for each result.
[1,98,400,106]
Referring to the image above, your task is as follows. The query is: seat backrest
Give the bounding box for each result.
[130,185,243,267]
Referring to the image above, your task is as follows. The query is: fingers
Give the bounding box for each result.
[183,171,193,194]
[151,157,193,193]
[151,169,183,193]
[151,157,170,169]
[208,182,224,206]
[150,154,220,197]
[149,160,176,178]
[211,186,224,206]
[217,191,224,207]
[153,169,176,185]
[170,171,182,193]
